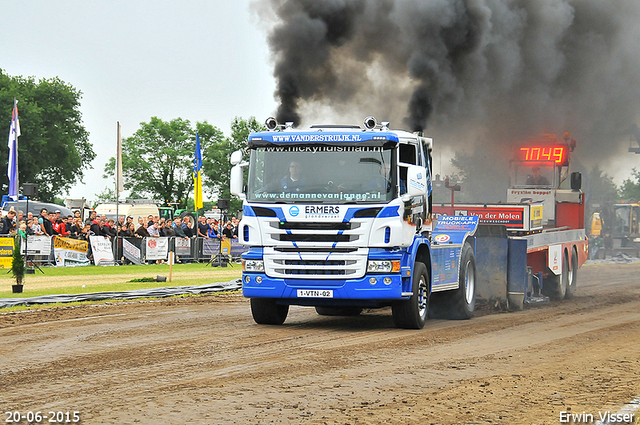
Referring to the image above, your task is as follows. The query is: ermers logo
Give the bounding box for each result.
[305,206,340,215]
[289,206,300,217]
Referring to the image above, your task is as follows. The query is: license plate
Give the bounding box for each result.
[297,289,334,298]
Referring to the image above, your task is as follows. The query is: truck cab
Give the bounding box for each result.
[230,117,478,329]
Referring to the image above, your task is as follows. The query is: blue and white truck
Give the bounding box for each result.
[230,117,478,329]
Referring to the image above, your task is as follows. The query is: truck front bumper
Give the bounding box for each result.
[242,273,406,303]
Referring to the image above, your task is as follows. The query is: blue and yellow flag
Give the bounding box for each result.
[7,99,20,201]
[193,132,203,210]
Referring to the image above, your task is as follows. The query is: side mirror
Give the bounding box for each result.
[571,172,582,191]
[230,150,243,166]
[402,165,428,201]
[230,165,245,199]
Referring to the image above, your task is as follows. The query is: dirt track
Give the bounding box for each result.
[1,262,640,425]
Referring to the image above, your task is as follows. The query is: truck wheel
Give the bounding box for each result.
[250,298,289,325]
[543,250,568,301]
[442,243,476,320]
[180,211,196,228]
[565,247,578,299]
[392,262,429,329]
[315,306,363,316]
[542,250,569,301]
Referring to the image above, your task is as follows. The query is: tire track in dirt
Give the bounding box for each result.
[1,263,639,424]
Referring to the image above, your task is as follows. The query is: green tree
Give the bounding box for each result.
[104,117,205,209]
[201,117,265,213]
[94,187,117,207]
[619,168,640,201]
[0,69,95,201]
[104,116,263,214]
[583,165,619,206]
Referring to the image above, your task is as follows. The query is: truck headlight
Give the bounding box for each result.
[243,259,264,272]
[367,260,400,273]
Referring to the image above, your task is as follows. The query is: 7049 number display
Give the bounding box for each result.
[519,146,567,164]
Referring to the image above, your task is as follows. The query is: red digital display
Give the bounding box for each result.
[519,146,567,164]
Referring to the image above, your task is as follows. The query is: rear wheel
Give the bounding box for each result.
[392,262,429,329]
[250,298,289,325]
[565,247,578,299]
[315,306,363,316]
[543,250,568,301]
[442,243,476,320]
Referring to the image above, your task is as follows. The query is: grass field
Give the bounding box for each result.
[0,262,242,300]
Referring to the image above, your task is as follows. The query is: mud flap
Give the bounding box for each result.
[431,216,479,291]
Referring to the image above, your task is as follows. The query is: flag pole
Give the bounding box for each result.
[14,99,18,200]
[116,122,121,237]
[7,98,20,202]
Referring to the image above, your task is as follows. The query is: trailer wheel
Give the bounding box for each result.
[392,262,429,329]
[315,306,363,316]
[444,243,476,320]
[544,251,569,301]
[565,247,578,299]
[250,298,289,325]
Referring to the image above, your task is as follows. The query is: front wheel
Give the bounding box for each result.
[250,298,289,325]
[392,262,430,329]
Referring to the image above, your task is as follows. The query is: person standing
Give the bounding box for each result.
[147,220,160,237]
[135,221,150,238]
[197,215,209,238]
[181,216,194,238]
[0,209,17,234]
[40,209,55,237]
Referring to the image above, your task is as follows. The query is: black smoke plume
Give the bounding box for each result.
[261,0,640,171]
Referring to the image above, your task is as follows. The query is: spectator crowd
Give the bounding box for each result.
[1,207,240,243]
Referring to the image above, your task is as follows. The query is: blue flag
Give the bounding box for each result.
[7,99,20,201]
[193,132,203,210]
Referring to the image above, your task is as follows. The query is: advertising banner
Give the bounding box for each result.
[0,237,13,269]
[175,237,191,256]
[145,237,169,260]
[123,238,142,265]
[202,238,219,256]
[89,236,116,266]
[53,236,90,267]
[230,239,247,256]
[24,235,52,256]
[221,238,231,255]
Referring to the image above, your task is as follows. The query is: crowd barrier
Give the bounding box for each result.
[0,235,249,267]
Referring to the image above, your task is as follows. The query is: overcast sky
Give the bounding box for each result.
[3,1,640,204]
[2,0,277,202]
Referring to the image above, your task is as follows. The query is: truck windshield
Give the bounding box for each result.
[247,145,394,203]
[512,162,555,188]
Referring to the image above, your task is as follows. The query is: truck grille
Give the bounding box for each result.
[264,247,368,279]
[278,234,356,243]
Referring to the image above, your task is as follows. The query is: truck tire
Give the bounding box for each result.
[543,250,568,301]
[565,247,578,299]
[250,298,289,325]
[315,306,363,316]
[392,262,429,329]
[442,243,476,320]
[180,211,196,228]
